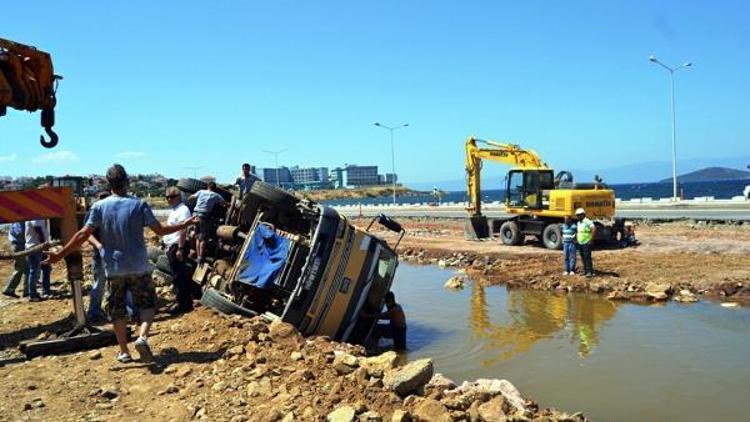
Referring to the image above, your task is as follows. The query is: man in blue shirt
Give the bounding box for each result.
[2,222,29,298]
[561,215,577,275]
[45,164,197,363]
[189,181,226,265]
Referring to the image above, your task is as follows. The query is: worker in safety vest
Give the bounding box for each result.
[575,208,596,277]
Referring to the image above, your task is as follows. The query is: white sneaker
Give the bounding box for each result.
[134,337,154,363]
[116,352,133,363]
[563,271,569,276]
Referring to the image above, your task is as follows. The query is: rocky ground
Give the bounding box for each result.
[0,251,584,421]
[357,218,750,305]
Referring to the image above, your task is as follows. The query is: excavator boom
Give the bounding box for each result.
[0,37,61,148]
[465,136,548,216]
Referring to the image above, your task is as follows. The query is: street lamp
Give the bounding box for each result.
[373,122,409,205]
[263,149,287,187]
[649,54,692,201]
[184,166,203,178]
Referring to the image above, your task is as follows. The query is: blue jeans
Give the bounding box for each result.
[563,242,577,273]
[88,256,106,319]
[578,243,594,275]
[27,251,51,297]
[3,242,29,295]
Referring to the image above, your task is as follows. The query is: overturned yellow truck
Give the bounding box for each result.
[181,180,405,345]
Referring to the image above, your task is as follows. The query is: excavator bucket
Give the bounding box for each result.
[465,215,490,240]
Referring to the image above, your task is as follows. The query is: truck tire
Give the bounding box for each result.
[177,178,207,194]
[152,269,173,284]
[248,181,298,207]
[148,246,164,263]
[214,186,233,202]
[542,224,563,250]
[200,288,257,318]
[156,255,173,274]
[499,221,522,246]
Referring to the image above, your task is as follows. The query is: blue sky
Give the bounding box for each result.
[1,1,748,185]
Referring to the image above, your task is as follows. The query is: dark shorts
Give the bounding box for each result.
[375,323,407,351]
[105,273,156,320]
[197,215,213,241]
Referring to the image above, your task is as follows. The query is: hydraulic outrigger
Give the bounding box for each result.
[0,187,117,358]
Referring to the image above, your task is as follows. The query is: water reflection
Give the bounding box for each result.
[470,283,618,363]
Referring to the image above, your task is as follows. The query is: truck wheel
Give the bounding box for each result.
[248,181,298,208]
[542,224,563,250]
[155,255,173,274]
[499,221,522,246]
[214,186,233,202]
[152,269,173,284]
[147,246,164,263]
[200,288,257,317]
[176,178,207,194]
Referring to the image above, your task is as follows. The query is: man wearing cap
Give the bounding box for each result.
[575,208,596,277]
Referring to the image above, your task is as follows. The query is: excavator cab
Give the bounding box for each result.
[506,169,555,210]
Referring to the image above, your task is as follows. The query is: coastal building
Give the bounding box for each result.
[262,167,294,189]
[345,165,379,187]
[290,166,331,190]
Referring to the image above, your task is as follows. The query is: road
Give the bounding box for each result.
[336,205,750,221]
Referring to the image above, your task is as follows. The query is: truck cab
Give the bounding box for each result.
[196,181,404,345]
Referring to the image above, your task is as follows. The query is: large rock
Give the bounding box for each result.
[447,379,526,413]
[444,276,465,290]
[360,351,399,378]
[333,351,359,375]
[412,399,450,422]
[326,406,356,422]
[478,396,507,421]
[385,359,435,396]
[645,282,672,301]
[268,320,301,344]
[391,410,411,422]
[424,373,456,397]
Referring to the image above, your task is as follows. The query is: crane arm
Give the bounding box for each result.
[0,37,62,148]
[465,136,548,216]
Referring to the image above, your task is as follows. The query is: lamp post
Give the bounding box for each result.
[373,122,408,205]
[649,54,692,201]
[184,166,203,178]
[263,149,286,187]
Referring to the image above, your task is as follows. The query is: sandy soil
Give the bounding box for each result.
[0,247,582,421]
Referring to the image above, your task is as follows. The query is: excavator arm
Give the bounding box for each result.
[0,37,62,148]
[465,136,548,216]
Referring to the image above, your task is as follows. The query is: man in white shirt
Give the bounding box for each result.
[25,219,51,301]
[164,187,195,313]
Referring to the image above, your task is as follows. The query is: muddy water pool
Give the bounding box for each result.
[391,264,750,421]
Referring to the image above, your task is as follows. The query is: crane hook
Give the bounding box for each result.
[39,108,58,148]
[40,126,58,148]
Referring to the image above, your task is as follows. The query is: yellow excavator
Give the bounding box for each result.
[465,136,623,249]
[0,37,62,148]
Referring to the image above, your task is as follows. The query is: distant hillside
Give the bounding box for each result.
[659,167,750,183]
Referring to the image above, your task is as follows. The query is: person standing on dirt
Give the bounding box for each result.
[26,219,51,301]
[163,186,195,314]
[86,191,111,323]
[236,163,259,198]
[189,182,226,266]
[44,164,198,363]
[575,208,596,278]
[561,215,577,275]
[367,291,407,351]
[2,222,29,298]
